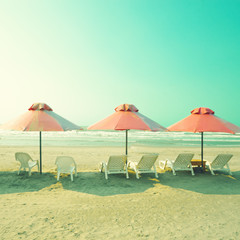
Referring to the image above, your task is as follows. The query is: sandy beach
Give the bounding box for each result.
[0,145,240,240]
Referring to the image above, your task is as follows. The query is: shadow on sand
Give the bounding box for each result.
[60,171,158,196]
[1,170,240,196]
[159,170,240,195]
[0,171,56,194]
[0,170,158,196]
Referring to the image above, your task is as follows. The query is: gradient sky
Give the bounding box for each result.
[1,0,240,127]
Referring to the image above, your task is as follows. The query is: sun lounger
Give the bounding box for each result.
[55,156,77,181]
[159,153,195,176]
[15,152,39,176]
[128,154,159,179]
[99,155,129,180]
[206,154,233,175]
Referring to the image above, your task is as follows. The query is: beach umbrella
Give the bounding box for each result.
[0,103,82,174]
[88,103,167,155]
[168,107,240,170]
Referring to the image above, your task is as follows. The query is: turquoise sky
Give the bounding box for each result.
[1,0,240,127]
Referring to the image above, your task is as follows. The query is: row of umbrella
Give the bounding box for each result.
[1,102,240,174]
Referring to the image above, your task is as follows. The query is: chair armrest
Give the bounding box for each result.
[159,160,167,170]
[128,161,137,169]
[205,161,211,166]
[74,162,77,176]
[28,160,38,168]
[99,162,104,172]
[31,159,38,163]
[160,159,173,168]
[74,162,77,171]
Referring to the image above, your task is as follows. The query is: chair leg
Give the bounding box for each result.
[190,166,195,176]
[131,165,139,179]
[57,172,60,181]
[153,166,158,178]
[209,165,215,175]
[102,163,108,179]
[99,162,103,172]
[172,168,176,176]
[70,173,73,181]
[136,170,140,179]
[29,168,32,176]
[37,161,40,171]
[126,169,129,179]
[226,163,232,175]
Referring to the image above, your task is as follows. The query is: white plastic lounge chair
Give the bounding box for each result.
[159,153,195,176]
[206,154,233,175]
[99,155,129,180]
[15,152,39,176]
[55,156,77,181]
[128,154,159,179]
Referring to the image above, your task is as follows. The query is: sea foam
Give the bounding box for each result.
[0,129,239,147]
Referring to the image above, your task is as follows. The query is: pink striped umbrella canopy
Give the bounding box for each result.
[168,107,240,170]
[1,103,81,131]
[88,103,166,131]
[88,104,167,154]
[0,103,82,173]
[168,107,240,133]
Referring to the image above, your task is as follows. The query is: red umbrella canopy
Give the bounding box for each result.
[0,103,82,131]
[88,103,166,131]
[168,107,240,134]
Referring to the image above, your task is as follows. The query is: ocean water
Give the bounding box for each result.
[0,129,240,147]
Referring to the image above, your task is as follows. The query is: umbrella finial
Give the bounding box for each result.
[28,103,53,111]
[115,104,139,112]
[191,107,214,115]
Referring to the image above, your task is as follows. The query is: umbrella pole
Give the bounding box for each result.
[201,132,204,171]
[40,131,42,174]
[125,129,129,168]
[125,129,128,155]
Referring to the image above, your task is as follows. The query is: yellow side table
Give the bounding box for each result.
[191,159,206,170]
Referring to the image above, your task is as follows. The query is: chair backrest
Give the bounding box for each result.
[55,156,76,172]
[173,153,194,168]
[211,154,233,168]
[15,152,32,168]
[107,155,127,171]
[137,154,159,170]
